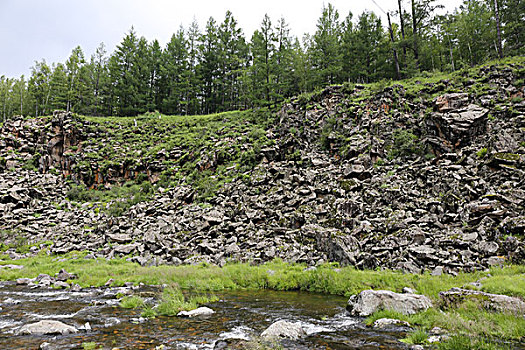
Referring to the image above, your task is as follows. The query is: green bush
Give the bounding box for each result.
[388,129,421,159]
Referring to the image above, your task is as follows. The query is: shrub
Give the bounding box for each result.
[388,129,421,159]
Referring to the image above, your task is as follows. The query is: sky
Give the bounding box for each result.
[0,0,463,79]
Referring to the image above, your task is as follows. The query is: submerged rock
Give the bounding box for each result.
[347,290,432,316]
[261,320,306,340]
[18,320,78,335]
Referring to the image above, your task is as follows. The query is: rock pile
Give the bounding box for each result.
[0,63,524,273]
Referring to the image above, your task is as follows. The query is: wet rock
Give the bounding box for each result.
[440,288,525,314]
[261,320,306,340]
[177,307,215,317]
[53,281,70,289]
[104,317,121,328]
[347,290,433,316]
[372,318,410,329]
[18,320,78,335]
[16,278,33,285]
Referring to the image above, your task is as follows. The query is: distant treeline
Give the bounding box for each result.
[1,0,523,119]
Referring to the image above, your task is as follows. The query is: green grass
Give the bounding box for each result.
[64,108,276,206]
[0,252,519,298]
[401,327,428,345]
[155,285,219,316]
[437,335,510,350]
[119,295,145,309]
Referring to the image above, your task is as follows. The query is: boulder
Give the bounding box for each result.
[55,269,77,281]
[18,320,78,335]
[177,306,215,317]
[347,290,433,316]
[261,320,306,340]
[428,104,488,149]
[434,93,469,113]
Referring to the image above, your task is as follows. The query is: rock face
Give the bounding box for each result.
[260,320,306,340]
[347,290,433,316]
[177,307,215,317]
[0,63,524,272]
[18,320,78,335]
[440,288,525,314]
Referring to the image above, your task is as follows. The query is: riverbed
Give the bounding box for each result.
[0,282,411,349]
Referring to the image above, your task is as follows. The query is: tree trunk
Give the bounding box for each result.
[20,85,24,116]
[411,0,420,70]
[388,12,401,80]
[494,0,504,58]
[397,0,408,70]
[449,37,455,71]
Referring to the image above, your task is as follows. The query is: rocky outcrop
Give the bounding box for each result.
[347,290,433,316]
[0,63,524,273]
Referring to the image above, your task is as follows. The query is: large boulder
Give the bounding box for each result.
[261,320,306,340]
[18,320,78,335]
[347,290,433,316]
[428,103,488,150]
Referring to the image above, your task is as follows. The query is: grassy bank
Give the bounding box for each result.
[1,252,524,349]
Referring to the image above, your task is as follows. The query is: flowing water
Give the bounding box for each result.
[0,281,411,349]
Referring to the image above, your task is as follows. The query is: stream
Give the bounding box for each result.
[0,281,411,349]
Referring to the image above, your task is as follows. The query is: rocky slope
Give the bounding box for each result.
[1,60,524,273]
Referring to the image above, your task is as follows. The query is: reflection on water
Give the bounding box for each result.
[0,282,410,349]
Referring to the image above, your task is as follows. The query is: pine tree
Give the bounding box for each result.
[311,3,343,86]
[162,28,189,115]
[110,28,140,116]
[28,60,52,116]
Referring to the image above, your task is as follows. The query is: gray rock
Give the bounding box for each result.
[372,318,410,329]
[53,281,70,289]
[347,290,433,316]
[55,269,76,281]
[261,320,306,340]
[177,307,215,317]
[107,233,132,243]
[16,278,33,285]
[18,320,78,335]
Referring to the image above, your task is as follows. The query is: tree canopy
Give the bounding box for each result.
[1,0,522,119]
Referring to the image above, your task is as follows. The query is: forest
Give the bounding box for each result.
[0,0,523,119]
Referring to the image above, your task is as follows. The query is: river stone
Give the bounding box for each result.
[177,306,215,317]
[261,320,306,340]
[18,320,78,335]
[372,318,410,329]
[347,290,433,316]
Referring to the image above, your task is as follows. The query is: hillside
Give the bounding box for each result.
[1,58,524,273]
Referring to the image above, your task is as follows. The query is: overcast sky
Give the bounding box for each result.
[0,0,463,79]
